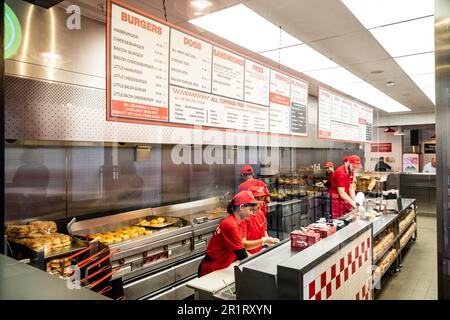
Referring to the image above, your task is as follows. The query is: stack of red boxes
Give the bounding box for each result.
[308,224,337,239]
[290,230,321,250]
[290,224,336,250]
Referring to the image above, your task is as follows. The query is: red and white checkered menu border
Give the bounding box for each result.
[303,230,372,300]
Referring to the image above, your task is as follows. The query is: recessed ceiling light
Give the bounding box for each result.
[370,70,384,74]
[190,4,302,53]
[386,81,395,87]
[191,0,212,11]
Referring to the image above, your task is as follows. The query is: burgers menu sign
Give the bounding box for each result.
[107,0,308,136]
[318,87,373,143]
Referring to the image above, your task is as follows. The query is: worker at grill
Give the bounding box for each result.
[329,155,362,219]
[198,191,258,277]
[238,165,270,216]
[240,186,279,254]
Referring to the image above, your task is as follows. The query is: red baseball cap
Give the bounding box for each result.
[233,191,259,206]
[324,161,334,168]
[347,155,362,168]
[248,186,269,197]
[241,165,254,175]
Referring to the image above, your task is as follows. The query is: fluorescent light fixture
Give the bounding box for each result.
[410,73,435,103]
[395,52,435,76]
[191,0,212,10]
[341,0,434,29]
[386,81,395,87]
[190,4,302,53]
[395,53,435,103]
[369,16,435,57]
[261,45,338,72]
[304,67,361,87]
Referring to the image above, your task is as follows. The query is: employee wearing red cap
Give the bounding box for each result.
[323,162,335,189]
[240,186,280,254]
[238,165,270,216]
[329,155,362,219]
[198,191,258,277]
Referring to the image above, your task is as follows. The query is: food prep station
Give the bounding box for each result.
[187,199,417,300]
[65,197,228,300]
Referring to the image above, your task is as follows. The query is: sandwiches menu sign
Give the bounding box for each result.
[318,87,373,143]
[107,0,308,136]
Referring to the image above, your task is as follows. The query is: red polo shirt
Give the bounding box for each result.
[330,165,353,219]
[239,208,267,254]
[238,179,269,216]
[200,214,244,277]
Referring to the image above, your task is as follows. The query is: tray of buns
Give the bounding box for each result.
[5,221,76,257]
[89,226,152,245]
[135,216,177,229]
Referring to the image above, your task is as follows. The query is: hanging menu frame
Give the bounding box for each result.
[106,0,309,137]
[317,86,373,144]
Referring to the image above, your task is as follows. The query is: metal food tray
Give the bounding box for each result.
[134,216,180,229]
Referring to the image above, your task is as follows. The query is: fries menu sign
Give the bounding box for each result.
[106,0,309,136]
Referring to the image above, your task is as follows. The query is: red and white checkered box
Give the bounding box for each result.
[303,230,372,300]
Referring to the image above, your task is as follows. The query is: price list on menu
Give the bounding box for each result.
[318,87,373,143]
[169,29,212,92]
[269,71,291,135]
[108,0,308,137]
[290,79,308,136]
[212,47,245,100]
[109,4,170,122]
[244,60,270,106]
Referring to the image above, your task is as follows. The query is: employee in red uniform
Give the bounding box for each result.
[198,191,258,277]
[238,165,270,216]
[240,186,279,254]
[329,155,362,219]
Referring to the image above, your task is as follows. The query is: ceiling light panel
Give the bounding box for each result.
[190,4,302,53]
[304,67,361,87]
[395,52,435,76]
[369,16,435,57]
[261,45,339,72]
[410,73,435,103]
[341,0,434,29]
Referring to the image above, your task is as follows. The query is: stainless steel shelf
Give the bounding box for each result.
[373,236,398,264]
[399,231,416,252]
[398,215,416,237]
[373,253,398,289]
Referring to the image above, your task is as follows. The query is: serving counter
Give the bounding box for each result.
[188,199,417,300]
[0,254,110,300]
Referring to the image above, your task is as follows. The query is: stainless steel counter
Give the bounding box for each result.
[0,254,110,300]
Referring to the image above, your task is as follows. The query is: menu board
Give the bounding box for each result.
[107,0,308,137]
[318,87,373,143]
[109,4,170,122]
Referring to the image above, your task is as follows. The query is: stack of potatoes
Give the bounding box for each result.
[90,226,152,245]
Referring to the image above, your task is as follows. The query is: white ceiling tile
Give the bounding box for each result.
[190,4,302,53]
[261,45,338,72]
[369,16,435,57]
[395,52,435,76]
[341,0,434,29]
